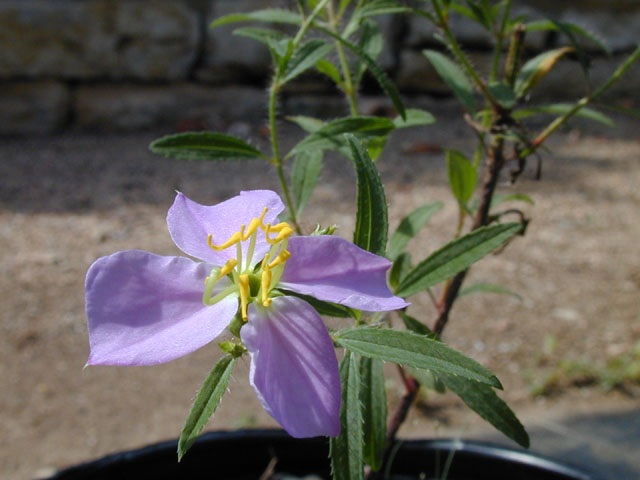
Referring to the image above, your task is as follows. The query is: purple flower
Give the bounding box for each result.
[85,190,408,438]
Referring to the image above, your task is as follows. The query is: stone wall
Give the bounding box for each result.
[1,0,638,134]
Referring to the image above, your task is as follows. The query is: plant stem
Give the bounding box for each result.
[490,0,512,83]
[327,0,359,115]
[430,0,499,110]
[268,81,302,234]
[526,45,640,156]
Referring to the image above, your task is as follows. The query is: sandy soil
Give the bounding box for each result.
[1,109,639,479]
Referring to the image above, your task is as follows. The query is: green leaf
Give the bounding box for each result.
[513,104,614,127]
[316,59,344,86]
[281,290,356,318]
[440,374,530,448]
[290,116,395,155]
[336,328,502,388]
[491,193,535,207]
[359,357,387,471]
[211,9,302,28]
[292,150,323,216]
[459,282,522,301]
[367,135,389,162]
[287,115,326,133]
[399,311,437,339]
[396,223,522,297]
[347,135,389,257]
[423,50,476,112]
[488,82,516,109]
[389,252,412,290]
[354,20,383,87]
[233,26,287,45]
[388,201,444,260]
[515,47,574,98]
[178,356,236,460]
[330,353,364,480]
[149,133,264,162]
[412,368,446,393]
[393,108,436,129]
[318,27,406,119]
[282,39,334,84]
[446,150,477,207]
[358,0,413,18]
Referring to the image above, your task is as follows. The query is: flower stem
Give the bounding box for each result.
[327,1,359,115]
[268,81,302,235]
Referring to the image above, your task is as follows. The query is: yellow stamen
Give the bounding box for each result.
[217,258,238,279]
[268,250,291,269]
[265,225,294,244]
[238,274,250,321]
[242,207,269,241]
[208,231,243,251]
[261,270,273,307]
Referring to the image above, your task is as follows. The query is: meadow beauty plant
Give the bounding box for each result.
[86,190,406,438]
[85,0,639,476]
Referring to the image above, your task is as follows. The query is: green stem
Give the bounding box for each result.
[268,81,302,234]
[430,0,499,110]
[489,0,512,83]
[293,0,331,46]
[526,45,640,156]
[328,1,359,115]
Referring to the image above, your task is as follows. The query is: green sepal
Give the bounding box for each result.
[178,356,237,460]
[218,341,247,358]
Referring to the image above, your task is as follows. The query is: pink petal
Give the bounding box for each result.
[279,236,408,311]
[167,191,285,266]
[86,250,237,366]
[241,296,341,438]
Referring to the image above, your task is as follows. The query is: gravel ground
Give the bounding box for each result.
[1,106,639,479]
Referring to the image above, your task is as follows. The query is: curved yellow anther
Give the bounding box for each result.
[261,270,273,307]
[268,250,291,269]
[265,224,294,244]
[208,231,243,251]
[238,274,250,321]
[261,252,271,271]
[217,258,238,279]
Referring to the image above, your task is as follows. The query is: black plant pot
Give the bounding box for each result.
[48,429,595,480]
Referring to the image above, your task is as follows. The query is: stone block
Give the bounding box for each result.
[196,0,289,83]
[0,81,70,135]
[74,84,266,131]
[0,0,200,80]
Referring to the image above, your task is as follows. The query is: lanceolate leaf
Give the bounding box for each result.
[290,116,395,155]
[388,201,444,260]
[513,104,614,127]
[282,39,334,84]
[316,59,344,86]
[292,150,323,216]
[459,282,522,301]
[233,27,287,45]
[399,311,436,339]
[211,9,302,28]
[336,328,502,388]
[396,223,522,297]
[393,108,436,129]
[515,47,574,98]
[354,20,383,86]
[440,374,530,448]
[150,133,265,162]
[423,50,476,112]
[359,357,387,471]
[446,150,477,208]
[287,115,326,133]
[330,353,364,480]
[347,135,389,257]
[389,252,412,290]
[178,356,236,460]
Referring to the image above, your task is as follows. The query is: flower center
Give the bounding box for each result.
[202,207,293,322]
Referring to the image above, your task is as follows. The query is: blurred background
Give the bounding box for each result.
[1,1,639,479]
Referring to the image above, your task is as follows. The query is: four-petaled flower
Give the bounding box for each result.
[85,190,407,438]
